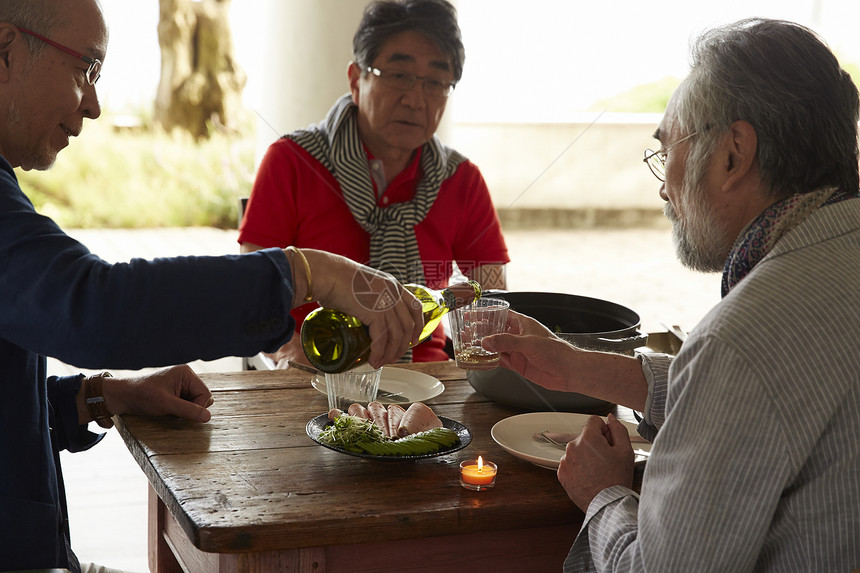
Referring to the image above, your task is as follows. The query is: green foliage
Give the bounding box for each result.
[842,62,860,89]
[590,76,682,113]
[591,57,860,114]
[16,58,860,231]
[16,115,256,229]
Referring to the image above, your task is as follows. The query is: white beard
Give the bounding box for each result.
[664,183,731,273]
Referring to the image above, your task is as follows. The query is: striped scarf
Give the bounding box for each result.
[722,186,858,296]
[287,94,466,285]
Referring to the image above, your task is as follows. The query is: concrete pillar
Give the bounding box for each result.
[254,0,366,164]
[254,0,457,165]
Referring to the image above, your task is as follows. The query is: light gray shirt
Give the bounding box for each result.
[565,200,860,572]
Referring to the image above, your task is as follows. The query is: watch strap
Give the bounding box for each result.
[85,372,114,429]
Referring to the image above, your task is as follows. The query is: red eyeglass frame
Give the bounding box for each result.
[17,26,101,85]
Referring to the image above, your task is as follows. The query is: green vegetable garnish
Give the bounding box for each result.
[355,427,460,456]
[318,414,460,456]
[319,414,385,453]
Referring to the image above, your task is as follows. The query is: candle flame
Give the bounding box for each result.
[477,456,483,470]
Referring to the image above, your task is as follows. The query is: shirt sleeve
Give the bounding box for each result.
[565,337,790,572]
[447,161,510,274]
[47,374,103,454]
[238,138,304,249]
[1,172,298,369]
[636,352,673,440]
[564,486,641,573]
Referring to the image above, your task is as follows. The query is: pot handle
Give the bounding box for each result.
[592,332,649,352]
[481,289,509,297]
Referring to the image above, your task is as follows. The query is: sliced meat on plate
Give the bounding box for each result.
[367,401,390,437]
[348,403,372,420]
[387,404,405,438]
[397,402,442,438]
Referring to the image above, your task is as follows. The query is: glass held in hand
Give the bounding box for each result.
[301,280,483,373]
[448,298,510,370]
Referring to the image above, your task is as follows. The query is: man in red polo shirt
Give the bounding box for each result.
[239,0,509,368]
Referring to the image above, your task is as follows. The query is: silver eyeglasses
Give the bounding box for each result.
[643,131,699,182]
[18,27,102,85]
[366,66,455,98]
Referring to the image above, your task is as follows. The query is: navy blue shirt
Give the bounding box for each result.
[0,156,297,571]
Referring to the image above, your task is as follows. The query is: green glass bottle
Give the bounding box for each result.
[301,280,482,373]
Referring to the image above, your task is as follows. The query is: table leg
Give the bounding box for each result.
[148,485,183,573]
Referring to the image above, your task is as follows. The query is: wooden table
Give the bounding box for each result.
[116,361,591,572]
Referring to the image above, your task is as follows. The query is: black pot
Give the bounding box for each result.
[466,291,647,414]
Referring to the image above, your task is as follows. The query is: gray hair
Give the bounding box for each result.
[353,0,465,83]
[676,18,860,197]
[0,0,57,56]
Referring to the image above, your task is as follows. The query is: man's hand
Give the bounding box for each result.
[102,365,215,423]
[482,311,649,411]
[481,310,582,393]
[556,414,635,511]
[298,249,424,367]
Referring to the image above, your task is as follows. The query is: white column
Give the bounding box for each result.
[435,0,458,144]
[253,0,367,164]
[253,0,459,164]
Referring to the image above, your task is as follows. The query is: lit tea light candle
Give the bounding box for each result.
[459,456,497,491]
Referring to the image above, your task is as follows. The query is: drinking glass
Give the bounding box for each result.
[324,363,383,410]
[448,298,509,370]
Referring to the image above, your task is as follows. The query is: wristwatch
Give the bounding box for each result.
[85,371,114,429]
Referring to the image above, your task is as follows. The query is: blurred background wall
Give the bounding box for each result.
[92,0,860,223]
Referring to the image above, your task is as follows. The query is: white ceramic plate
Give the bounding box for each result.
[311,366,445,405]
[491,412,651,470]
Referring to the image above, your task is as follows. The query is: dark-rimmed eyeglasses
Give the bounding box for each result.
[643,131,699,182]
[366,66,455,98]
[17,27,101,85]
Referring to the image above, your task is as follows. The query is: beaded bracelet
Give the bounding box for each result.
[286,246,314,302]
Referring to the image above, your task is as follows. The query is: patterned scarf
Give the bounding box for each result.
[721,186,858,296]
[287,94,466,285]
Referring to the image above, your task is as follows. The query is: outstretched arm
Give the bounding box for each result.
[482,311,648,411]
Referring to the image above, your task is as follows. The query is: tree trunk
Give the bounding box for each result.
[155,0,246,139]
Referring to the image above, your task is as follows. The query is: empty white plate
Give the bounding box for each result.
[491,411,651,470]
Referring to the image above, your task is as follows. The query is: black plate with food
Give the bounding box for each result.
[306,414,472,460]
